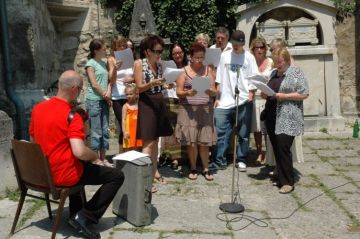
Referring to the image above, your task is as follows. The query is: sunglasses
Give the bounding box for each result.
[151,49,163,55]
[254,46,265,50]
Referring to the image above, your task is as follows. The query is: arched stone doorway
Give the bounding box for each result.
[236,0,345,131]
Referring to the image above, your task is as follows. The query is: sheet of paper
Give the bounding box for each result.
[191,76,211,96]
[204,48,221,67]
[161,60,177,70]
[114,48,134,70]
[163,67,183,83]
[112,150,149,161]
[247,74,268,84]
[249,80,275,96]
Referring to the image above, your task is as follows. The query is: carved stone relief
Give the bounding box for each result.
[256,19,286,44]
[288,17,319,46]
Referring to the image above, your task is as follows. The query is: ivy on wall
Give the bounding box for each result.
[99,0,356,47]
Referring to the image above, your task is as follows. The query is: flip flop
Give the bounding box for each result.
[188,169,198,180]
[151,185,158,193]
[201,170,214,181]
[279,185,294,194]
[154,175,167,184]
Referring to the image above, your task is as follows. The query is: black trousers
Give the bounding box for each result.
[268,132,295,186]
[112,99,127,144]
[69,162,124,223]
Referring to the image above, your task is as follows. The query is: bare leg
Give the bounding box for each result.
[187,144,198,170]
[199,145,209,169]
[254,132,264,163]
[199,145,214,180]
[142,139,159,177]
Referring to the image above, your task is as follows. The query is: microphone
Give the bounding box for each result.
[235,66,240,95]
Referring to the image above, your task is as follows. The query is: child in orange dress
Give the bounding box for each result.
[122,83,143,151]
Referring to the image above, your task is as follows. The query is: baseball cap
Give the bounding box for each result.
[230,30,245,45]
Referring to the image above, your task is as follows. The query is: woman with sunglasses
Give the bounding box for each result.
[249,37,274,165]
[134,34,173,193]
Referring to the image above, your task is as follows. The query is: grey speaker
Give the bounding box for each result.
[112,156,153,226]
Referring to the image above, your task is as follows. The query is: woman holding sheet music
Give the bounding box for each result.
[261,48,308,194]
[108,35,134,152]
[175,42,217,181]
[134,34,173,193]
[249,37,274,164]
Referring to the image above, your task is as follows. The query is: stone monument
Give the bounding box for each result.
[129,0,157,45]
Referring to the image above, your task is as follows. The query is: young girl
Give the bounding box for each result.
[122,83,143,151]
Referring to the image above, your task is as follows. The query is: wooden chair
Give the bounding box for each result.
[9,139,86,239]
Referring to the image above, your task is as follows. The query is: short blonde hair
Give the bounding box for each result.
[272,47,291,65]
[195,33,210,45]
[124,83,137,94]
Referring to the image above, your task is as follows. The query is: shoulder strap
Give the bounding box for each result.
[67,107,78,125]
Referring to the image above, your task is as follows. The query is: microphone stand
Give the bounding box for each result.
[219,68,245,213]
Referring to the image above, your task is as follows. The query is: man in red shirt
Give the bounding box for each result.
[29,70,123,239]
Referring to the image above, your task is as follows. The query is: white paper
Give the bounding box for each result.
[163,67,183,83]
[112,150,149,161]
[191,76,211,96]
[204,48,221,67]
[114,48,134,70]
[161,60,177,70]
[247,74,268,84]
[249,80,275,96]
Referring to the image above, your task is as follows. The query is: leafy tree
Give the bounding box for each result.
[100,0,356,48]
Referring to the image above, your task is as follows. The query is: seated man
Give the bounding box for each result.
[29,70,124,239]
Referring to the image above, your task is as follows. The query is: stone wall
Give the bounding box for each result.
[0,111,16,195]
[335,15,359,119]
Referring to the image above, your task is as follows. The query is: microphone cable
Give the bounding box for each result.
[216,178,360,231]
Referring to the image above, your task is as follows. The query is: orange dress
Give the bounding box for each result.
[123,108,143,148]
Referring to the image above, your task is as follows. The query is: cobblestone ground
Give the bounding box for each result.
[0,131,359,239]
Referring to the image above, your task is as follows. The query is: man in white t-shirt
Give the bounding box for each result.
[210,27,233,53]
[210,30,258,172]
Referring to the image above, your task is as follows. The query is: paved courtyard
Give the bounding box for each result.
[0,131,359,239]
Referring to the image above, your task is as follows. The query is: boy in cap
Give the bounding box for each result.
[210,30,258,172]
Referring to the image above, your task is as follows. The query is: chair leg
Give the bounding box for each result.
[51,189,69,239]
[44,193,52,219]
[10,190,27,234]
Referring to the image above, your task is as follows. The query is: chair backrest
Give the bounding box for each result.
[11,139,57,197]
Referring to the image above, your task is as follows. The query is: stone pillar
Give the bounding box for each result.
[0,111,17,196]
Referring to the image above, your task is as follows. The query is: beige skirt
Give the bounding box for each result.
[175,104,217,146]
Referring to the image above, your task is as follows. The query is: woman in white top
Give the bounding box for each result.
[249,37,273,164]
[108,35,134,152]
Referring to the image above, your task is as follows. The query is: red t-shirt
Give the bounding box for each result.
[29,97,84,186]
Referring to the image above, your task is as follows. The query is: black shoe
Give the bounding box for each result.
[68,213,101,239]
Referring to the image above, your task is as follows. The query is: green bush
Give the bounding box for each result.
[101,0,356,47]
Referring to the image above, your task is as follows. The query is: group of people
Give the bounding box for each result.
[28,26,309,238]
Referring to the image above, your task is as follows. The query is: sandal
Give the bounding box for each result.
[202,170,214,181]
[279,185,294,194]
[154,175,167,184]
[151,185,158,193]
[171,160,179,170]
[188,169,198,180]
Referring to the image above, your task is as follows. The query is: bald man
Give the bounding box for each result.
[30,70,124,239]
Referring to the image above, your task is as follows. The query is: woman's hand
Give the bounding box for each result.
[115,60,123,70]
[186,89,197,96]
[151,78,165,87]
[123,131,129,140]
[260,92,268,99]
[205,88,217,97]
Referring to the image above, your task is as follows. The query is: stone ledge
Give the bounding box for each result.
[304,116,345,132]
